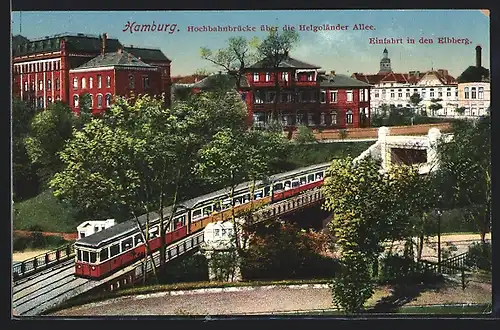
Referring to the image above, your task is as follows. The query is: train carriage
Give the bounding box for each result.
[73,162,331,280]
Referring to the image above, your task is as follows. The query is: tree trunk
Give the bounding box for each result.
[417,233,424,260]
[133,211,158,284]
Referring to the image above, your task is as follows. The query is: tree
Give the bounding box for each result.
[76,93,93,128]
[12,97,39,201]
[294,125,317,144]
[257,30,300,121]
[201,36,260,89]
[435,116,491,244]
[429,98,443,116]
[24,101,76,185]
[455,107,466,116]
[409,93,423,123]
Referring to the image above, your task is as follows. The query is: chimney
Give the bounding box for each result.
[476,45,482,67]
[101,33,108,55]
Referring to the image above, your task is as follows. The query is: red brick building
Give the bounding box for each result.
[177,57,372,129]
[12,33,171,111]
[69,49,163,114]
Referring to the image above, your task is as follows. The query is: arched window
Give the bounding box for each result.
[47,96,52,104]
[464,87,470,99]
[128,75,135,89]
[89,77,94,89]
[73,95,79,107]
[89,94,94,108]
[81,77,87,89]
[478,87,484,99]
[73,77,78,89]
[330,111,337,125]
[346,109,353,124]
[471,87,477,99]
[106,76,111,88]
[105,93,112,107]
[47,79,52,90]
[55,78,60,91]
[38,80,43,91]
[97,94,103,108]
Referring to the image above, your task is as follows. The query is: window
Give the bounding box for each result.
[406,93,410,98]
[320,113,325,125]
[307,72,314,81]
[128,75,134,89]
[121,238,133,251]
[100,248,108,262]
[47,96,52,104]
[471,87,477,99]
[73,77,78,89]
[398,89,402,98]
[280,92,290,103]
[110,244,120,257]
[438,91,443,97]
[266,92,276,103]
[390,92,395,98]
[346,109,353,124]
[281,72,289,81]
[375,92,380,98]
[330,111,337,125]
[46,79,52,91]
[106,75,111,88]
[37,97,44,109]
[253,73,259,82]
[97,75,102,88]
[38,80,43,91]
[447,91,451,97]
[143,76,150,89]
[430,88,435,98]
[89,95,94,108]
[73,95,79,108]
[320,90,326,103]
[89,77,93,89]
[330,91,338,103]
[134,234,143,246]
[422,91,426,98]
[24,82,28,91]
[478,87,484,99]
[265,72,271,82]
[97,94,103,108]
[83,251,89,262]
[81,77,86,89]
[346,90,353,102]
[254,90,264,104]
[359,90,364,102]
[55,78,60,91]
[105,93,112,107]
[90,252,97,263]
[464,87,469,99]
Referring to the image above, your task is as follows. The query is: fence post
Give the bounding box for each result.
[461,268,466,290]
[45,253,49,265]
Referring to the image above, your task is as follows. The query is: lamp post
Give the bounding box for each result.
[437,209,442,273]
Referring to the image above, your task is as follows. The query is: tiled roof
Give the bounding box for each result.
[351,73,388,85]
[352,70,456,86]
[123,47,171,62]
[74,50,155,70]
[12,33,123,57]
[248,57,320,69]
[419,70,457,85]
[319,74,373,88]
[191,73,250,89]
[171,74,209,84]
[12,35,29,49]
[457,66,490,83]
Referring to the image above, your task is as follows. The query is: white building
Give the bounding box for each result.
[456,45,490,117]
[352,48,458,117]
[77,219,115,239]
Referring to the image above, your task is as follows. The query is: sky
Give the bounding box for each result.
[11,10,490,78]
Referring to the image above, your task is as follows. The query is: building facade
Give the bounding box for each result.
[69,49,163,114]
[243,57,372,129]
[352,49,459,117]
[12,33,171,111]
[456,46,490,116]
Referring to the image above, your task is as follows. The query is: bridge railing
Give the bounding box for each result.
[13,244,75,281]
[418,252,470,290]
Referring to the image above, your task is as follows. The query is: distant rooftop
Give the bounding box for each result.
[319,74,373,88]
[248,56,320,69]
[72,50,155,70]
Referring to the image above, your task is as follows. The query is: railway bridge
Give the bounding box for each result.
[12,127,450,317]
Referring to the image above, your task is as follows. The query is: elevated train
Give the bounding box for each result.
[74,162,331,279]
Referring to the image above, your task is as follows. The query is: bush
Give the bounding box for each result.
[161,253,209,284]
[465,242,491,271]
[13,236,30,252]
[377,254,437,285]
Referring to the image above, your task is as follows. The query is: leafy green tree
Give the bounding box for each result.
[24,101,76,185]
[435,116,491,244]
[200,36,260,89]
[429,98,443,116]
[257,30,300,122]
[294,125,316,144]
[12,97,39,200]
[455,107,466,116]
[76,93,93,128]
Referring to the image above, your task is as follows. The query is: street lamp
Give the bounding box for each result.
[437,209,442,272]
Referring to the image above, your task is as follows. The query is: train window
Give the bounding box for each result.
[121,237,133,251]
[77,249,82,261]
[203,206,212,216]
[233,197,241,206]
[213,202,221,212]
[264,186,271,196]
[214,229,220,237]
[134,234,143,246]
[316,172,324,180]
[243,194,250,203]
[222,199,231,210]
[90,252,97,263]
[300,177,307,185]
[222,228,227,236]
[149,227,159,238]
[100,248,109,262]
[284,181,291,190]
[192,209,202,220]
[292,180,300,188]
[308,174,315,182]
[254,190,263,200]
[174,216,185,229]
[83,251,89,262]
[273,183,283,191]
[110,244,120,257]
